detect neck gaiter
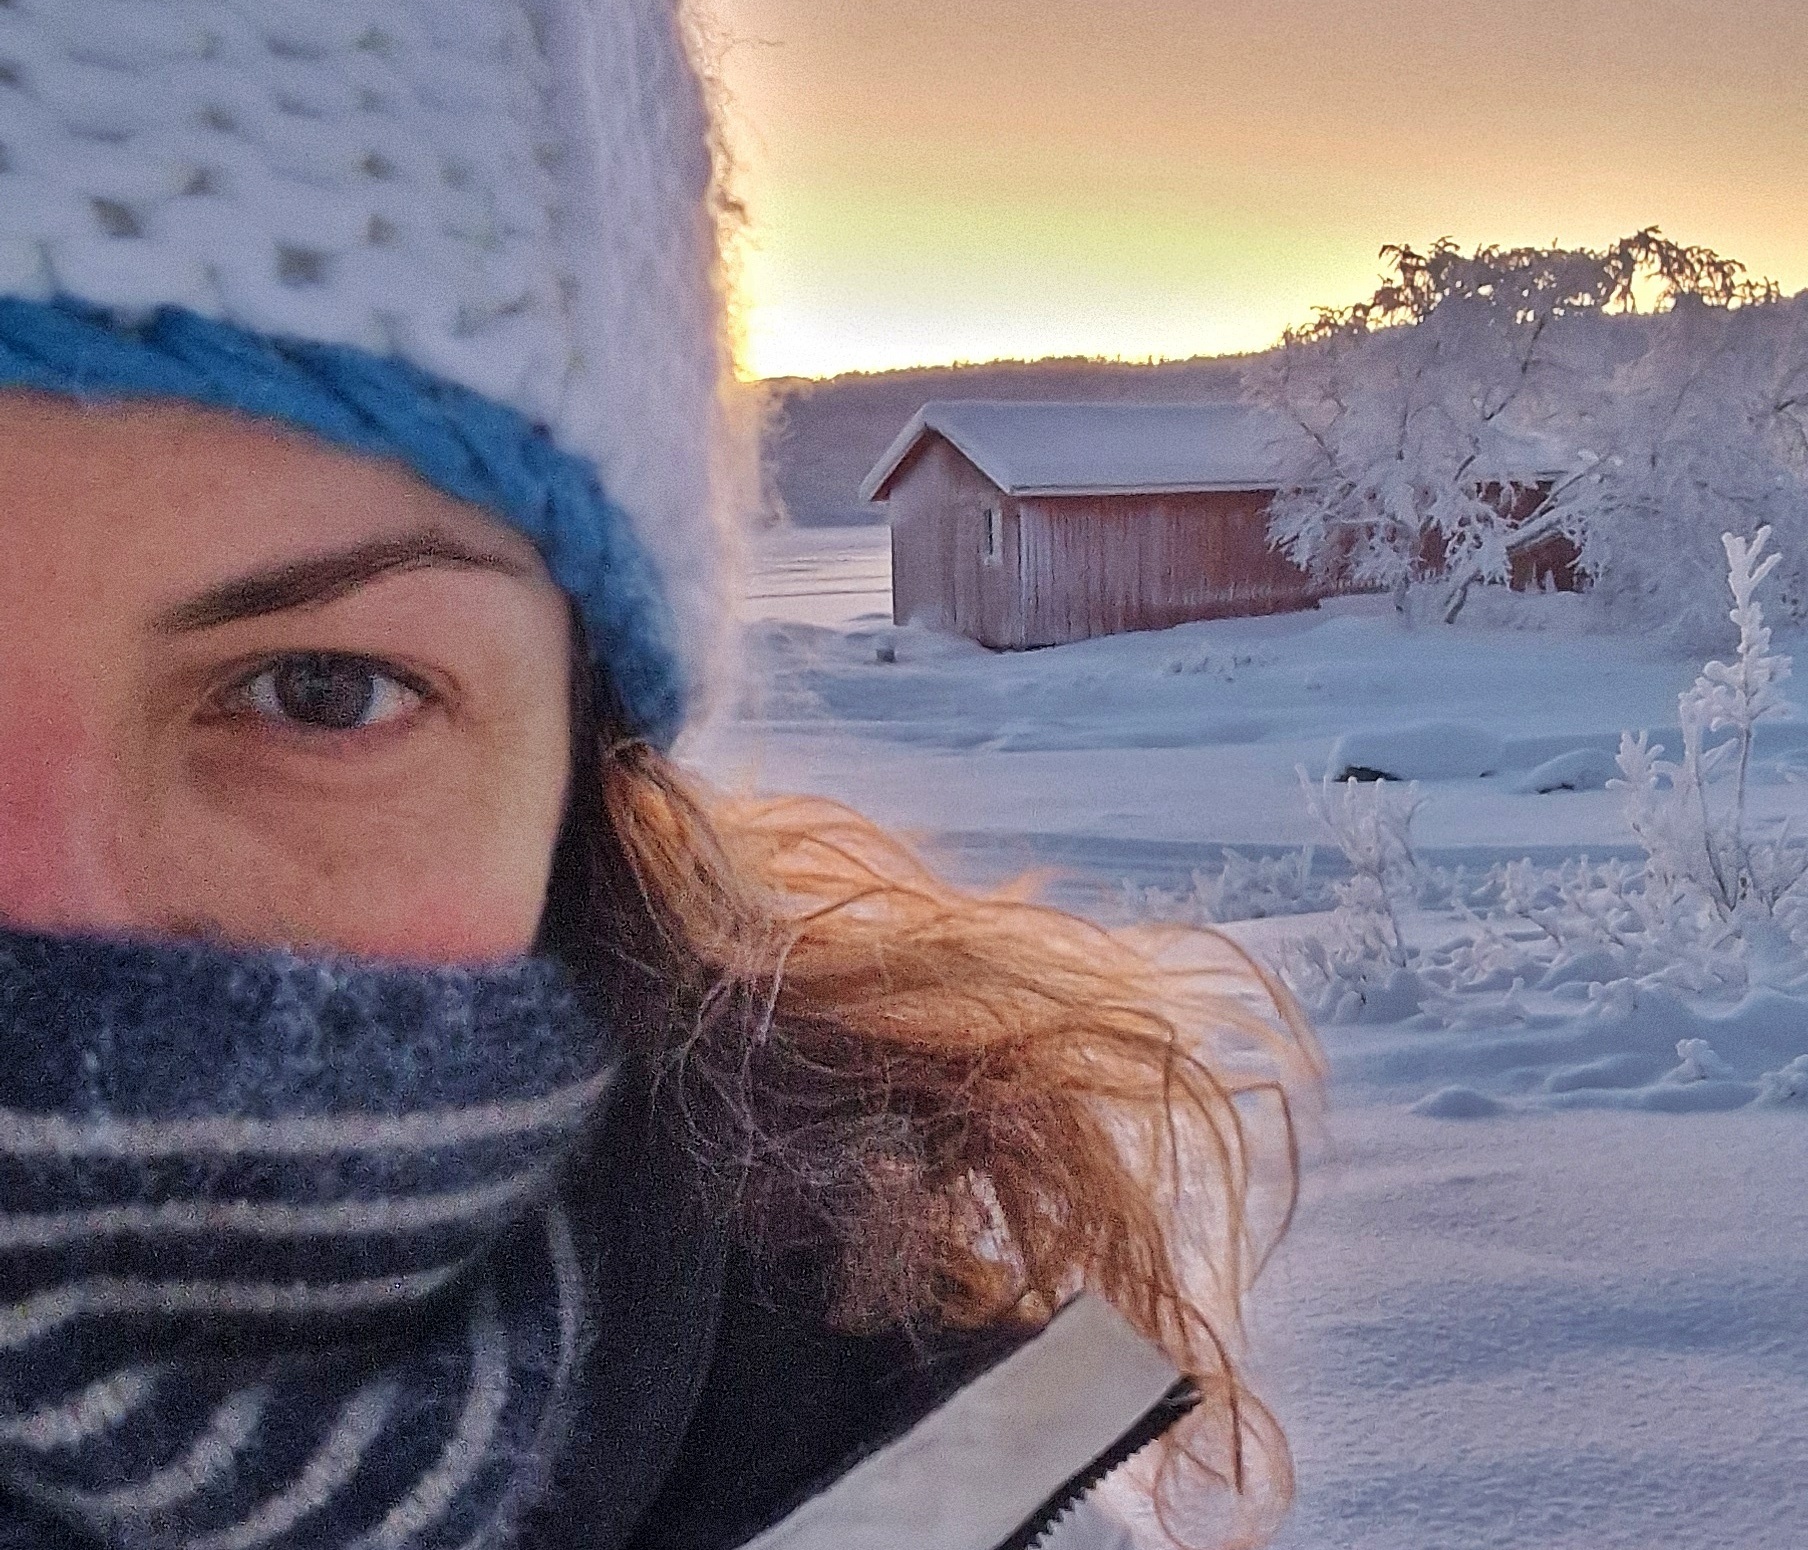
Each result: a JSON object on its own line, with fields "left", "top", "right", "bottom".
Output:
{"left": 0, "top": 924, "right": 628, "bottom": 1550}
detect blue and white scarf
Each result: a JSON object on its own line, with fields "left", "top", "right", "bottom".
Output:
{"left": 0, "top": 925, "right": 622, "bottom": 1550}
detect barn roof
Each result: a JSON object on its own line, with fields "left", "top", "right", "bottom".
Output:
{"left": 860, "top": 400, "right": 1310, "bottom": 501}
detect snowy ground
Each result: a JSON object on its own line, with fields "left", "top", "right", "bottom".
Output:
{"left": 689, "top": 524, "right": 1808, "bottom": 1550}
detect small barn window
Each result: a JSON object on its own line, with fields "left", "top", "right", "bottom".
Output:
{"left": 981, "top": 501, "right": 1003, "bottom": 565}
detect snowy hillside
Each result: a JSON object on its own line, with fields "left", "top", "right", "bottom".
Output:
{"left": 691, "top": 524, "right": 1808, "bottom": 1550}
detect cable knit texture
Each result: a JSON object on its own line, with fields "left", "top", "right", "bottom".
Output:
{"left": 0, "top": 0, "right": 732, "bottom": 740}
{"left": 0, "top": 924, "right": 623, "bottom": 1550}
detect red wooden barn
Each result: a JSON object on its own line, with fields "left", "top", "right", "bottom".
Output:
{"left": 861, "top": 400, "right": 1325, "bottom": 648}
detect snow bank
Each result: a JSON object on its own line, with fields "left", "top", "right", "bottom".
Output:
{"left": 1329, "top": 723, "right": 1505, "bottom": 781}
{"left": 1510, "top": 746, "right": 1621, "bottom": 793}
{"left": 1755, "top": 1054, "right": 1808, "bottom": 1105}
{"left": 1409, "top": 1085, "right": 1504, "bottom": 1119}
{"left": 1314, "top": 958, "right": 1808, "bottom": 1116}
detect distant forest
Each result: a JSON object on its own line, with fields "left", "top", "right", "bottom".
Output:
{"left": 761, "top": 354, "right": 1252, "bottom": 526}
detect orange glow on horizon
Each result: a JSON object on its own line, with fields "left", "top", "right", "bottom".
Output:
{"left": 711, "top": 0, "right": 1808, "bottom": 383}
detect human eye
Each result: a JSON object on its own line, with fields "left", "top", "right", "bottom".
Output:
{"left": 218, "top": 652, "right": 430, "bottom": 735}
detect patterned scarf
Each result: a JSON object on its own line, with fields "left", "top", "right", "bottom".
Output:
{"left": 0, "top": 924, "right": 627, "bottom": 1550}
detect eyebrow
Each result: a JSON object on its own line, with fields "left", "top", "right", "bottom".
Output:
{"left": 152, "top": 531, "right": 541, "bottom": 635}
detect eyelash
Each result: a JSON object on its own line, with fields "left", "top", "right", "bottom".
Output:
{"left": 214, "top": 652, "right": 435, "bottom": 739}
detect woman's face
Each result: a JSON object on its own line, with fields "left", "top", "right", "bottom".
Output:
{"left": 0, "top": 393, "right": 575, "bottom": 964}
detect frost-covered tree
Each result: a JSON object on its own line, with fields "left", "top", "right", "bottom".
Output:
{"left": 1556, "top": 292, "right": 1808, "bottom": 638}
{"left": 1249, "top": 230, "right": 1806, "bottom": 630}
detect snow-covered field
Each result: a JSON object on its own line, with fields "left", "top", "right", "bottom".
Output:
{"left": 691, "top": 524, "right": 1808, "bottom": 1550}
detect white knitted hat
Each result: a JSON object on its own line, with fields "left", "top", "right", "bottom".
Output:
{"left": 0, "top": 0, "right": 733, "bottom": 741}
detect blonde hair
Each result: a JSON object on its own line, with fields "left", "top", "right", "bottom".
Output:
{"left": 563, "top": 738, "right": 1320, "bottom": 1544}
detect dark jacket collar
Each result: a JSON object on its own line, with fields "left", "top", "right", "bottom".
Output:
{"left": 620, "top": 1258, "right": 1194, "bottom": 1550}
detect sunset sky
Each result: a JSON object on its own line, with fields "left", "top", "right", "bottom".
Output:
{"left": 709, "top": 0, "right": 1808, "bottom": 381}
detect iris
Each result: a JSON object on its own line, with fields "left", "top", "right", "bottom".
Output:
{"left": 241, "top": 652, "right": 421, "bottom": 731}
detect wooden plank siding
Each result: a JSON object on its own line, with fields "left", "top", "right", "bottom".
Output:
{"left": 1015, "top": 491, "right": 1324, "bottom": 646}
{"left": 889, "top": 432, "right": 1029, "bottom": 645}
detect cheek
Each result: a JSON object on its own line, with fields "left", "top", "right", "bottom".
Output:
{"left": 366, "top": 759, "right": 570, "bottom": 962}
{"left": 153, "top": 699, "right": 572, "bottom": 965}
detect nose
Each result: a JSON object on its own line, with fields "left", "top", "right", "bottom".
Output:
{"left": 0, "top": 701, "right": 139, "bottom": 937}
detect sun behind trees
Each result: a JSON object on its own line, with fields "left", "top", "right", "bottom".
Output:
{"left": 1248, "top": 230, "right": 1808, "bottom": 637}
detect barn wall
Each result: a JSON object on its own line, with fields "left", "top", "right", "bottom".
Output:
{"left": 885, "top": 437, "right": 948, "bottom": 628}
{"left": 1510, "top": 533, "right": 1581, "bottom": 592}
{"left": 1502, "top": 484, "right": 1582, "bottom": 592}
{"left": 884, "top": 434, "right": 1024, "bottom": 646}
{"left": 1419, "top": 482, "right": 1583, "bottom": 593}
{"left": 1015, "top": 490, "right": 1321, "bottom": 646}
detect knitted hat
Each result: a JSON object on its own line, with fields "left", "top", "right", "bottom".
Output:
{"left": 0, "top": 0, "right": 735, "bottom": 745}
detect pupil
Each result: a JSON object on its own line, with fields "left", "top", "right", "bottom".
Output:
{"left": 272, "top": 655, "right": 376, "bottom": 730}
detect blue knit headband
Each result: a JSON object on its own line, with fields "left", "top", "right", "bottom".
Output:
{"left": 0, "top": 295, "right": 688, "bottom": 746}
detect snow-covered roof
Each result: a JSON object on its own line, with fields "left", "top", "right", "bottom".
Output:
{"left": 861, "top": 400, "right": 1309, "bottom": 501}
{"left": 1479, "top": 426, "right": 1576, "bottom": 481}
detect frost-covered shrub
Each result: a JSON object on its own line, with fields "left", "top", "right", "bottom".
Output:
{"left": 1282, "top": 772, "right": 1427, "bottom": 1019}
{"left": 1119, "top": 847, "right": 1331, "bottom": 927}
{"left": 1613, "top": 528, "right": 1808, "bottom": 949}
{"left": 1666, "top": 1039, "right": 1738, "bottom": 1083}
{"left": 1488, "top": 855, "right": 1741, "bottom": 994}
{"left": 1196, "top": 847, "right": 1329, "bottom": 922}
{"left": 1755, "top": 1055, "right": 1808, "bottom": 1105}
